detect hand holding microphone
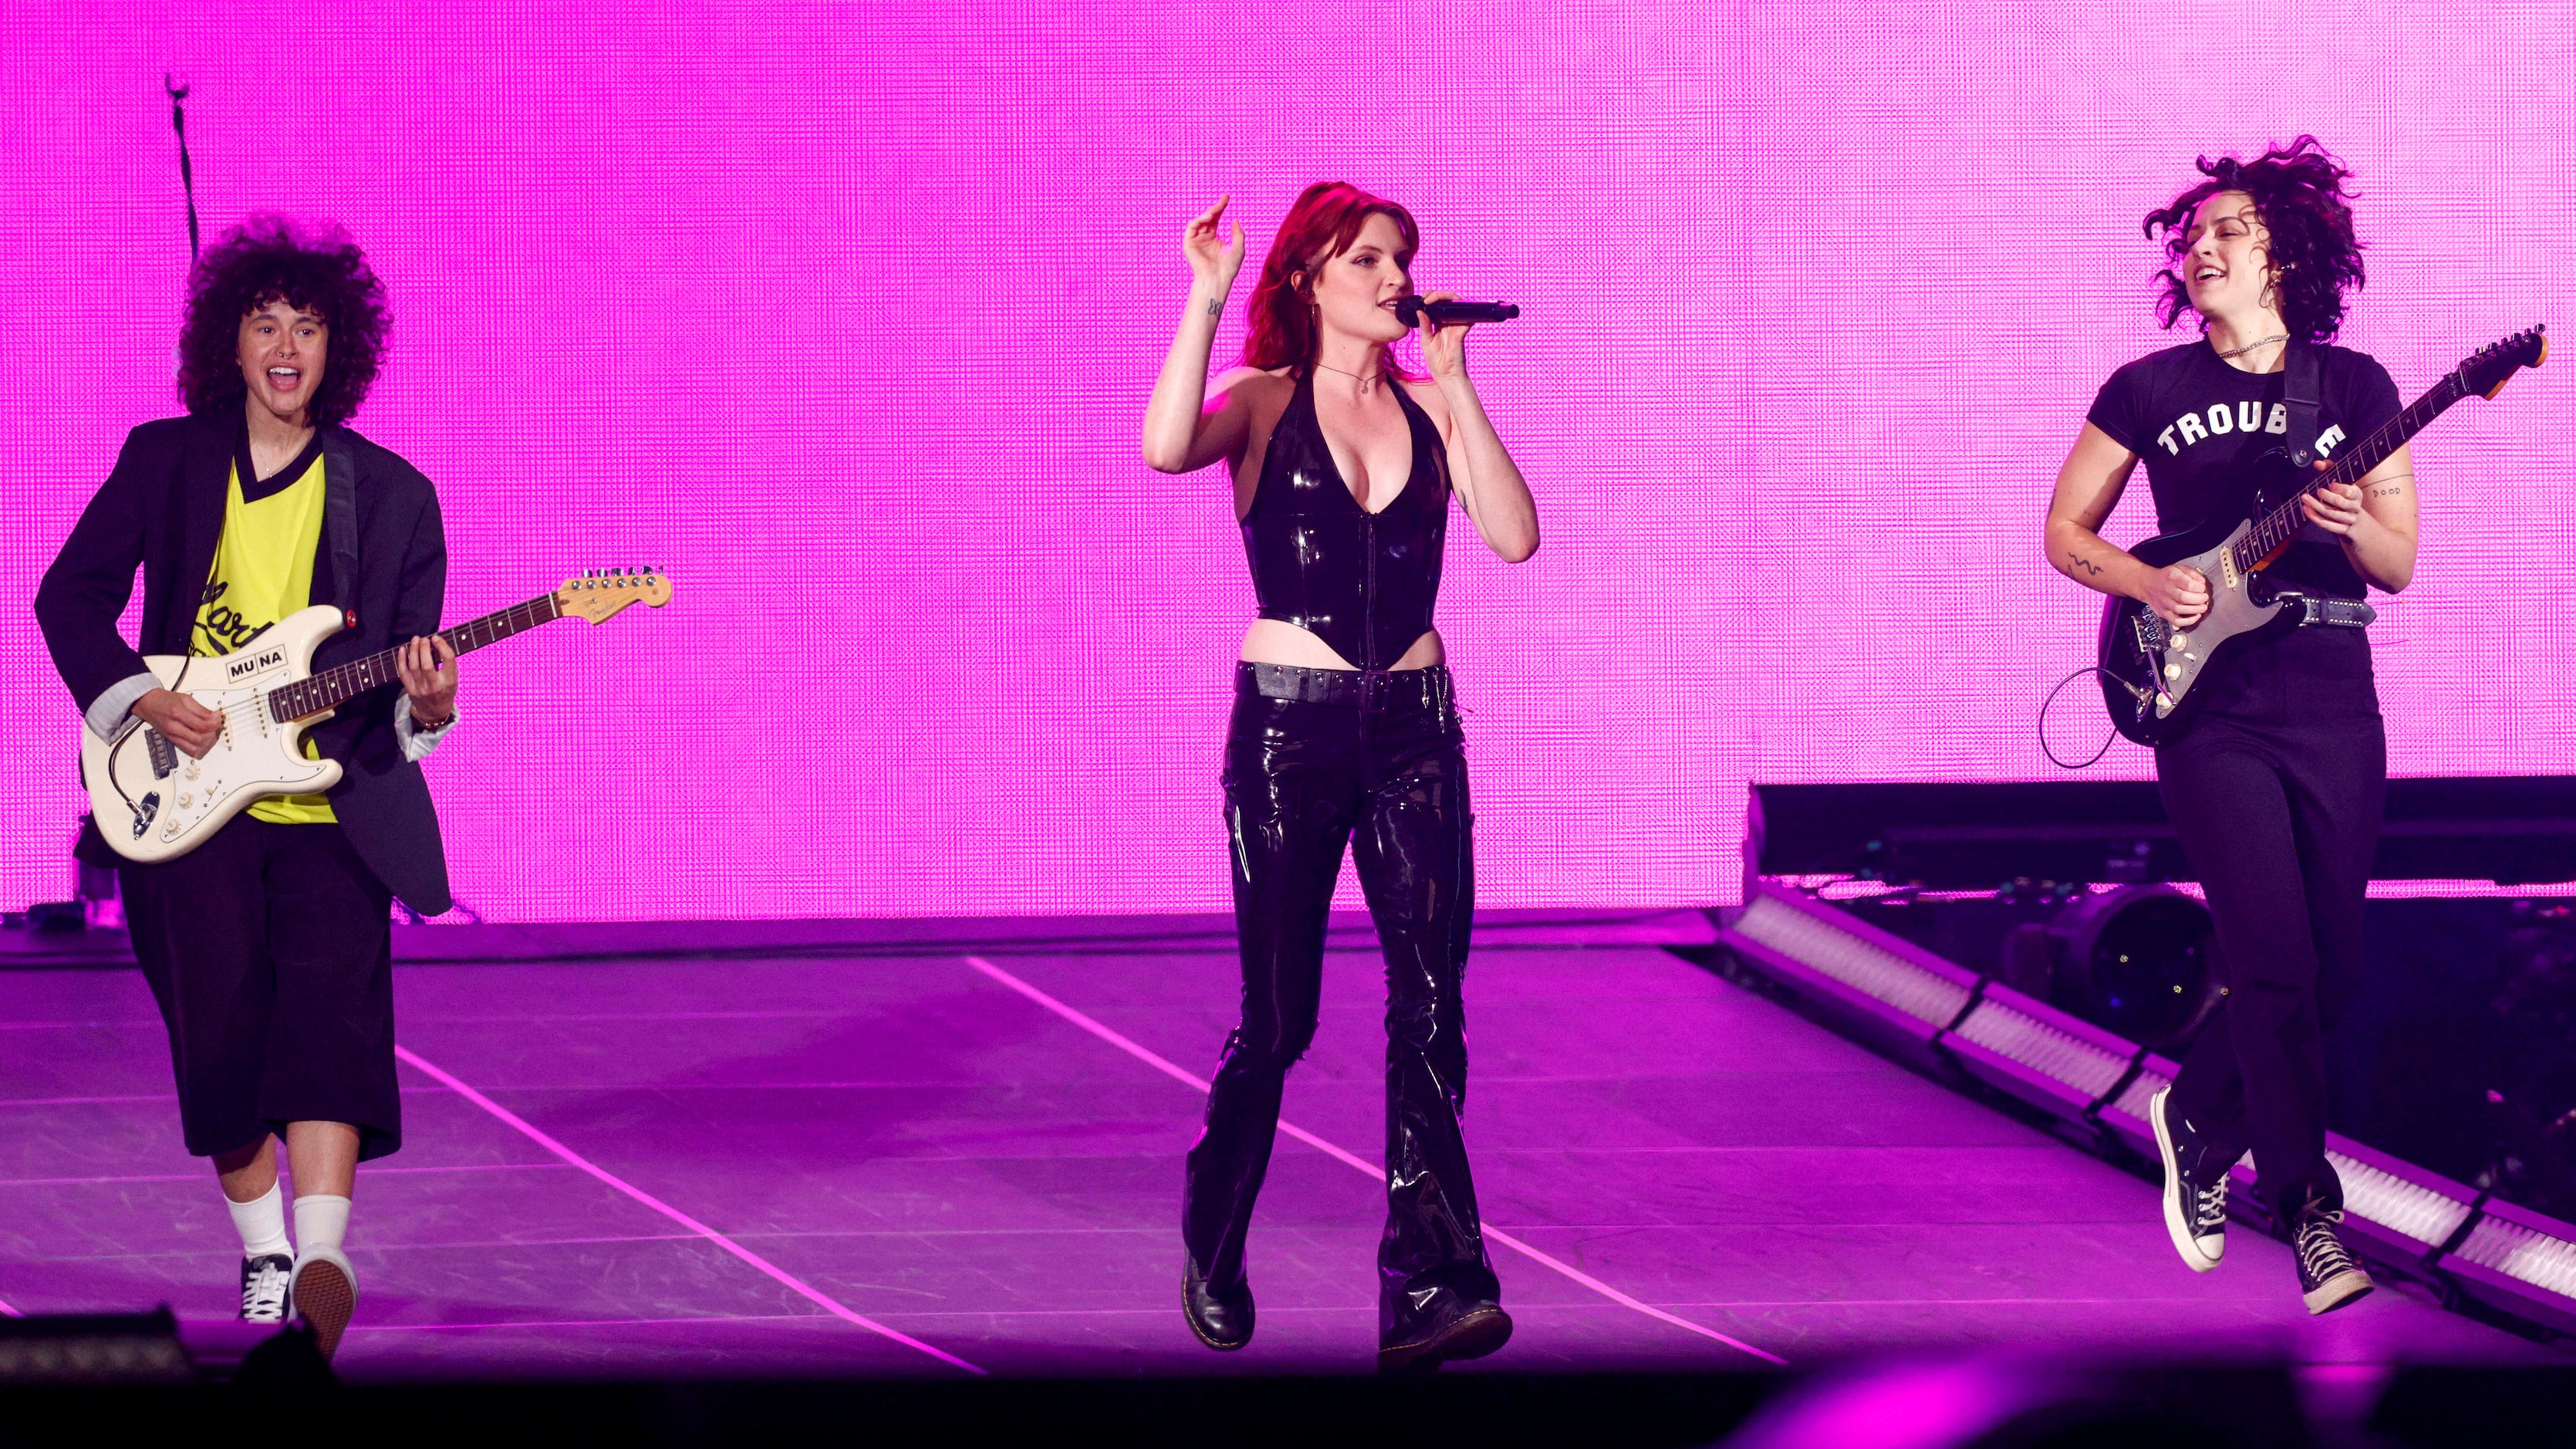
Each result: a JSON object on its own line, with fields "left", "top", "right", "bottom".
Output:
{"left": 1395, "top": 296, "right": 1521, "bottom": 327}
{"left": 1401, "top": 292, "right": 1517, "bottom": 382}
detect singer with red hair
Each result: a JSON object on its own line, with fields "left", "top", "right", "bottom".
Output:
{"left": 1143, "top": 182, "right": 1538, "bottom": 1371}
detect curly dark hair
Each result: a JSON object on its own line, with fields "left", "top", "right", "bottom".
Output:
{"left": 2144, "top": 136, "right": 2365, "bottom": 344}
{"left": 177, "top": 214, "right": 390, "bottom": 426}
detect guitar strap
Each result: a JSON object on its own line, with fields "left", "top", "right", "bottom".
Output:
{"left": 2281, "top": 339, "right": 2324, "bottom": 468}
{"left": 322, "top": 433, "right": 361, "bottom": 626}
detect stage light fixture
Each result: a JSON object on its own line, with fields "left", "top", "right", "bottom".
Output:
{"left": 2439, "top": 1192, "right": 2576, "bottom": 1335}
{"left": 1722, "top": 885, "right": 1976, "bottom": 1072}
{"left": 2327, "top": 1141, "right": 2480, "bottom": 1265}
{"left": 2041, "top": 885, "right": 2223, "bottom": 1054}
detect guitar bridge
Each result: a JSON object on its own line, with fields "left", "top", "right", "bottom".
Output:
{"left": 2132, "top": 611, "right": 2170, "bottom": 654}
{"left": 143, "top": 727, "right": 177, "bottom": 779}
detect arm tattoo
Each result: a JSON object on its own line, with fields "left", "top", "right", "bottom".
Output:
{"left": 2066, "top": 550, "right": 2102, "bottom": 578}
{"left": 2368, "top": 471, "right": 2412, "bottom": 500}
{"left": 1207, "top": 300, "right": 1220, "bottom": 319}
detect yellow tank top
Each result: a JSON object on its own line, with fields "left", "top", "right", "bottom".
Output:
{"left": 194, "top": 454, "right": 336, "bottom": 824}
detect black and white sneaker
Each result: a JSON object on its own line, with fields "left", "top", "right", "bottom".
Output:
{"left": 2293, "top": 1197, "right": 2373, "bottom": 1316}
{"left": 239, "top": 1252, "right": 293, "bottom": 1325}
{"left": 2150, "top": 1087, "right": 2228, "bottom": 1272}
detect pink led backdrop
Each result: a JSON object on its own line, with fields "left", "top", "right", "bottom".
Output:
{"left": 2, "top": 4, "right": 2571, "bottom": 920}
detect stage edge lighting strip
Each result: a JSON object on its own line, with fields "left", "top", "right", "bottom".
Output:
{"left": 2105, "top": 1066, "right": 2172, "bottom": 1127}
{"left": 390, "top": 1044, "right": 988, "bottom": 1376}
{"left": 2451, "top": 1214, "right": 2576, "bottom": 1299}
{"left": 1720, "top": 887, "right": 2576, "bottom": 1339}
{"left": 1729, "top": 894, "right": 1971, "bottom": 1027}
{"left": 961, "top": 954, "right": 1791, "bottom": 1367}
{"left": 1947, "top": 998, "right": 2132, "bottom": 1103}
{"left": 2325, "top": 1150, "right": 2476, "bottom": 1250}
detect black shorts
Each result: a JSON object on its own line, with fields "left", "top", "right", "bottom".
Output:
{"left": 120, "top": 816, "right": 402, "bottom": 1161}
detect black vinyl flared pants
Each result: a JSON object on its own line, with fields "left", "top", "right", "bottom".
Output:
{"left": 120, "top": 815, "right": 403, "bottom": 1162}
{"left": 1183, "top": 665, "right": 1501, "bottom": 1343}
{"left": 2156, "top": 626, "right": 2384, "bottom": 1218}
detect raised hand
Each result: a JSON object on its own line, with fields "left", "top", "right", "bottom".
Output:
{"left": 1184, "top": 195, "right": 1246, "bottom": 296}
{"left": 1411, "top": 291, "right": 1472, "bottom": 380}
{"left": 2144, "top": 563, "right": 2211, "bottom": 629}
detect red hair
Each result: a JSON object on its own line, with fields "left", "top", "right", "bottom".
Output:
{"left": 1243, "top": 181, "right": 1420, "bottom": 376}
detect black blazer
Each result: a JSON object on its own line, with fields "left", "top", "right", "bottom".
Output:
{"left": 36, "top": 410, "right": 454, "bottom": 915}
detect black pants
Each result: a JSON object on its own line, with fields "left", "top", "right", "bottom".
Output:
{"left": 2156, "top": 627, "right": 2384, "bottom": 1218}
{"left": 1183, "top": 664, "right": 1501, "bottom": 1343}
{"left": 120, "top": 816, "right": 403, "bottom": 1161}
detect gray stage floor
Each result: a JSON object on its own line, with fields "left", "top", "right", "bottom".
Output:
{"left": 0, "top": 919, "right": 2557, "bottom": 1379}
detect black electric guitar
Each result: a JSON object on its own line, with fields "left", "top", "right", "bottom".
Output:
{"left": 2098, "top": 327, "right": 2548, "bottom": 745}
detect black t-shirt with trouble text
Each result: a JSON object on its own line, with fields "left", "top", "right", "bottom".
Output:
{"left": 2086, "top": 339, "right": 2400, "bottom": 600}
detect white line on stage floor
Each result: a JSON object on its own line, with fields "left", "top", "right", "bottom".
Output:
{"left": 391, "top": 1043, "right": 986, "bottom": 1376}
{"left": 964, "top": 954, "right": 1788, "bottom": 1367}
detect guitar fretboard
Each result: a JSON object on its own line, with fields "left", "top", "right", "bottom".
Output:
{"left": 2229, "top": 371, "right": 2466, "bottom": 573}
{"left": 268, "top": 592, "right": 562, "bottom": 722}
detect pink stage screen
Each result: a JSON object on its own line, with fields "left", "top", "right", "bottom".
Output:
{"left": 2, "top": 3, "right": 2571, "bottom": 920}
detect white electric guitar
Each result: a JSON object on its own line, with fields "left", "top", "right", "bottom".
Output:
{"left": 84, "top": 567, "right": 672, "bottom": 863}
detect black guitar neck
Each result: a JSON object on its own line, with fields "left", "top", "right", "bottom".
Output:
{"left": 2230, "top": 373, "right": 2469, "bottom": 569}
{"left": 268, "top": 593, "right": 564, "bottom": 723}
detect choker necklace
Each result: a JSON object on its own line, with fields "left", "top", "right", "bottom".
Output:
{"left": 2213, "top": 332, "right": 2288, "bottom": 360}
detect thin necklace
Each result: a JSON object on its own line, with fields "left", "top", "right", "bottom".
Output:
{"left": 2214, "top": 332, "right": 2288, "bottom": 360}
{"left": 1311, "top": 360, "right": 1383, "bottom": 393}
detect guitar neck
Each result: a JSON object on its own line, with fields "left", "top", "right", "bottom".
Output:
{"left": 2237, "top": 372, "right": 2466, "bottom": 565}
{"left": 269, "top": 592, "right": 562, "bottom": 721}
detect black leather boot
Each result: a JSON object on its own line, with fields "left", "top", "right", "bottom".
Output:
{"left": 1379, "top": 1292, "right": 1511, "bottom": 1373}
{"left": 1183, "top": 1258, "right": 1254, "bottom": 1350}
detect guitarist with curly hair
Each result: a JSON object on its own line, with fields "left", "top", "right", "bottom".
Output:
{"left": 35, "top": 214, "right": 459, "bottom": 1357}
{"left": 2044, "top": 138, "right": 2418, "bottom": 1316}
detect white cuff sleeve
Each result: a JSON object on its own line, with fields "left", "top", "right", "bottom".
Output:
{"left": 85, "top": 672, "right": 163, "bottom": 743}
{"left": 393, "top": 693, "right": 457, "bottom": 762}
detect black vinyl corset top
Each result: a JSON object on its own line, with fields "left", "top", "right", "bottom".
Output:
{"left": 1241, "top": 369, "right": 1450, "bottom": 671}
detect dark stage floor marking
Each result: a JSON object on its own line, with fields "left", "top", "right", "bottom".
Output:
{"left": 962, "top": 954, "right": 1789, "bottom": 1366}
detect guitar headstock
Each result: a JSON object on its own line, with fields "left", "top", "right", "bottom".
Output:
{"left": 555, "top": 566, "right": 673, "bottom": 623}
{"left": 2456, "top": 325, "right": 2548, "bottom": 400}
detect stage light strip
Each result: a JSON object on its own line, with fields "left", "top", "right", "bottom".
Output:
{"left": 963, "top": 955, "right": 1788, "bottom": 1366}
{"left": 1730, "top": 895, "right": 1970, "bottom": 1026}
{"left": 2107, "top": 1065, "right": 2171, "bottom": 1126}
{"left": 0, "top": 1295, "right": 19, "bottom": 1317}
{"left": 2451, "top": 1215, "right": 2576, "bottom": 1298}
{"left": 1947, "top": 998, "right": 2132, "bottom": 1101}
{"left": 2327, "top": 1150, "right": 2475, "bottom": 1249}
{"left": 390, "top": 1044, "right": 987, "bottom": 1376}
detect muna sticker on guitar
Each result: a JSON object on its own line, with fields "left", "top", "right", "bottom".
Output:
{"left": 2153, "top": 400, "right": 2346, "bottom": 460}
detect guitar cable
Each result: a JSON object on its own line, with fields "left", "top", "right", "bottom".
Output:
{"left": 2038, "top": 663, "right": 2125, "bottom": 771}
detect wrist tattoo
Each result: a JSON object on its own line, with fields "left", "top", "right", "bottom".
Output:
{"left": 1206, "top": 300, "right": 1220, "bottom": 319}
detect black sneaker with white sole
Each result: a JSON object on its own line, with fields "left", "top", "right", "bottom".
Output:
{"left": 239, "top": 1252, "right": 293, "bottom": 1325}
{"left": 2150, "top": 1086, "right": 2229, "bottom": 1272}
{"left": 2293, "top": 1196, "right": 2373, "bottom": 1316}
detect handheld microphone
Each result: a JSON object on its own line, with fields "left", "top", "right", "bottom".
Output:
{"left": 1395, "top": 297, "right": 1521, "bottom": 327}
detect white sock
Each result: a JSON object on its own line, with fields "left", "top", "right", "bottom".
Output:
{"left": 227, "top": 1184, "right": 292, "bottom": 1258}
{"left": 293, "top": 1194, "right": 352, "bottom": 1260}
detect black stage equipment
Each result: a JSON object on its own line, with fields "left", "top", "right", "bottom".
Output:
{"left": 0, "top": 1309, "right": 193, "bottom": 1384}
{"left": 1747, "top": 776, "right": 2576, "bottom": 890}
{"left": 1395, "top": 296, "right": 1520, "bottom": 326}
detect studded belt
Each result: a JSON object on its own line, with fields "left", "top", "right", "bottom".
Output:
{"left": 1237, "top": 660, "right": 1453, "bottom": 714}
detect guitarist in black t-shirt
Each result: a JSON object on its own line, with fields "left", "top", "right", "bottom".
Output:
{"left": 2044, "top": 138, "right": 2416, "bottom": 1316}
